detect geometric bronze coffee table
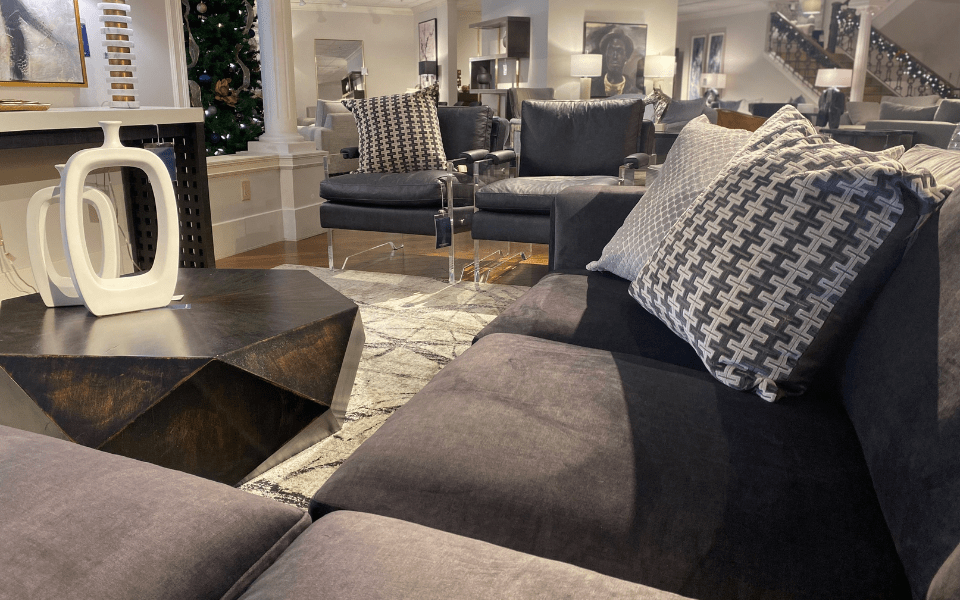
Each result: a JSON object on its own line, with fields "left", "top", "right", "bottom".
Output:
{"left": 0, "top": 268, "right": 363, "bottom": 485}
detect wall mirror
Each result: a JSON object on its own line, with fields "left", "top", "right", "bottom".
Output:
{"left": 315, "top": 39, "right": 365, "bottom": 100}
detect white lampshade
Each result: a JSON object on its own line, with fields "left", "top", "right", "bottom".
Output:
{"left": 815, "top": 68, "right": 852, "bottom": 88}
{"left": 570, "top": 54, "right": 602, "bottom": 78}
{"left": 700, "top": 73, "right": 727, "bottom": 89}
{"left": 801, "top": 0, "right": 822, "bottom": 14}
{"left": 645, "top": 55, "right": 675, "bottom": 79}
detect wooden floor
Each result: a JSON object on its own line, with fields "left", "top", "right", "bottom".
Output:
{"left": 216, "top": 230, "right": 550, "bottom": 287}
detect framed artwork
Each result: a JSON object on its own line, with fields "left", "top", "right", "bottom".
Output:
{"left": 688, "top": 35, "right": 706, "bottom": 99}
{"left": 418, "top": 18, "right": 437, "bottom": 88}
{"left": 707, "top": 33, "right": 725, "bottom": 75}
{"left": 0, "top": 0, "right": 87, "bottom": 86}
{"left": 583, "top": 21, "right": 647, "bottom": 98}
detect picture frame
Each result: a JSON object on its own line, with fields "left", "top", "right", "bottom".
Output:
{"left": 582, "top": 21, "right": 647, "bottom": 98}
{"left": 0, "top": 0, "right": 88, "bottom": 87}
{"left": 707, "top": 33, "right": 725, "bottom": 76}
{"left": 418, "top": 18, "right": 437, "bottom": 88}
{"left": 688, "top": 35, "right": 706, "bottom": 100}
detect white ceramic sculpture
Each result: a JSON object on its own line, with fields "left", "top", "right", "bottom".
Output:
{"left": 60, "top": 121, "right": 179, "bottom": 317}
{"left": 26, "top": 164, "right": 121, "bottom": 307}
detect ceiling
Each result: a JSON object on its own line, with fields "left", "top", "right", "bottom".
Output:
{"left": 296, "top": 0, "right": 481, "bottom": 9}
{"left": 296, "top": 0, "right": 766, "bottom": 18}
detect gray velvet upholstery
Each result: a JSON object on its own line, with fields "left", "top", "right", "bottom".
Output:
{"left": 550, "top": 185, "right": 645, "bottom": 272}
{"left": 0, "top": 425, "right": 310, "bottom": 600}
{"left": 474, "top": 271, "right": 706, "bottom": 371}
{"left": 312, "top": 333, "right": 908, "bottom": 600}
{"left": 241, "top": 511, "right": 693, "bottom": 600}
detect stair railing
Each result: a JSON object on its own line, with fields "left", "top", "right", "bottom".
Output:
{"left": 768, "top": 11, "right": 840, "bottom": 89}
{"left": 835, "top": 7, "right": 960, "bottom": 99}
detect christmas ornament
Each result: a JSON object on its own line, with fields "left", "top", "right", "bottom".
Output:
{"left": 196, "top": 1, "right": 207, "bottom": 14}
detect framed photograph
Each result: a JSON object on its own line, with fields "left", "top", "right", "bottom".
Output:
{"left": 0, "top": 0, "right": 87, "bottom": 86}
{"left": 688, "top": 35, "right": 706, "bottom": 99}
{"left": 418, "top": 18, "right": 437, "bottom": 88}
{"left": 707, "top": 33, "right": 724, "bottom": 75}
{"left": 583, "top": 22, "right": 647, "bottom": 98}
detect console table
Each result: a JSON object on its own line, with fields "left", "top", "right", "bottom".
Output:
{"left": 0, "top": 268, "right": 364, "bottom": 485}
{"left": 819, "top": 128, "right": 917, "bottom": 152}
{"left": 0, "top": 107, "right": 216, "bottom": 269}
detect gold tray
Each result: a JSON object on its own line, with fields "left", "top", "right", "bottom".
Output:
{"left": 0, "top": 100, "right": 51, "bottom": 111}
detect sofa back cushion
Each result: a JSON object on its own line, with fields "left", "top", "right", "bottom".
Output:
{"left": 318, "top": 99, "right": 352, "bottom": 128}
{"left": 661, "top": 98, "right": 706, "bottom": 124}
{"left": 881, "top": 94, "right": 942, "bottom": 107}
{"left": 437, "top": 105, "right": 493, "bottom": 159}
{"left": 934, "top": 99, "right": 960, "bottom": 124}
{"left": 879, "top": 102, "right": 938, "bottom": 121}
{"left": 518, "top": 99, "right": 642, "bottom": 177}
{"left": 846, "top": 101, "right": 881, "bottom": 125}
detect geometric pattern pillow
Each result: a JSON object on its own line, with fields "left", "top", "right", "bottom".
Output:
{"left": 342, "top": 84, "right": 446, "bottom": 173}
{"left": 630, "top": 133, "right": 950, "bottom": 401}
{"left": 586, "top": 116, "right": 752, "bottom": 281}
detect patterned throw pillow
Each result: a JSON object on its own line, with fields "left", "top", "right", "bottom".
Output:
{"left": 630, "top": 132, "right": 951, "bottom": 401}
{"left": 342, "top": 84, "right": 446, "bottom": 173}
{"left": 587, "top": 116, "right": 751, "bottom": 281}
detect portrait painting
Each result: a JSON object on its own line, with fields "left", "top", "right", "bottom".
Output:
{"left": 707, "top": 33, "right": 724, "bottom": 75}
{"left": 0, "top": 0, "right": 87, "bottom": 86}
{"left": 418, "top": 18, "right": 437, "bottom": 88}
{"left": 583, "top": 22, "right": 647, "bottom": 98}
{"left": 688, "top": 35, "right": 706, "bottom": 99}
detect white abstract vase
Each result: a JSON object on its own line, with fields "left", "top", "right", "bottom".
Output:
{"left": 60, "top": 121, "right": 179, "bottom": 317}
{"left": 26, "top": 164, "right": 121, "bottom": 308}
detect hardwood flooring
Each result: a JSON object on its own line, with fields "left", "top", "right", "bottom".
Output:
{"left": 216, "top": 230, "right": 550, "bottom": 287}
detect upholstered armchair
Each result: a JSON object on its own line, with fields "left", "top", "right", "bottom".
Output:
{"left": 471, "top": 98, "right": 653, "bottom": 279}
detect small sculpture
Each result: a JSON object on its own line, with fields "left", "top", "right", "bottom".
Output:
{"left": 475, "top": 65, "right": 492, "bottom": 89}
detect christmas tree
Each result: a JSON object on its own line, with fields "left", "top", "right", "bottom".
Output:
{"left": 183, "top": 0, "right": 264, "bottom": 156}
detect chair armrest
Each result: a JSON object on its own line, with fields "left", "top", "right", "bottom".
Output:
{"left": 550, "top": 186, "right": 644, "bottom": 272}
{"left": 340, "top": 147, "right": 360, "bottom": 159}
{"left": 459, "top": 149, "right": 490, "bottom": 163}
{"left": 486, "top": 150, "right": 517, "bottom": 165}
{"left": 624, "top": 153, "right": 650, "bottom": 169}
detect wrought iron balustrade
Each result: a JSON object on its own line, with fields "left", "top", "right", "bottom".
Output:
{"left": 768, "top": 12, "right": 840, "bottom": 89}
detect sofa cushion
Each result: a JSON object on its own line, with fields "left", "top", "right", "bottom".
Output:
{"left": 661, "top": 97, "right": 706, "bottom": 124}
{"left": 475, "top": 175, "right": 619, "bottom": 214}
{"left": 437, "top": 105, "right": 493, "bottom": 158}
{"left": 879, "top": 102, "right": 938, "bottom": 121}
{"left": 0, "top": 425, "right": 310, "bottom": 600}
{"left": 845, "top": 100, "right": 881, "bottom": 124}
{"left": 900, "top": 144, "right": 960, "bottom": 189}
{"left": 632, "top": 126, "right": 949, "bottom": 401}
{"left": 934, "top": 99, "right": 960, "bottom": 124}
{"left": 318, "top": 99, "right": 352, "bottom": 128}
{"left": 320, "top": 170, "right": 469, "bottom": 207}
{"left": 518, "top": 99, "right": 643, "bottom": 177}
{"left": 474, "top": 271, "right": 706, "bottom": 371}
{"left": 881, "top": 94, "right": 942, "bottom": 107}
{"left": 588, "top": 115, "right": 751, "bottom": 281}
{"left": 241, "top": 511, "right": 692, "bottom": 600}
{"left": 311, "top": 333, "right": 909, "bottom": 600}
{"left": 838, "top": 189, "right": 960, "bottom": 600}
{"left": 342, "top": 84, "right": 446, "bottom": 173}
{"left": 865, "top": 119, "right": 957, "bottom": 148}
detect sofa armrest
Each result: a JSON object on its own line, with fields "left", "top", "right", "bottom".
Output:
{"left": 550, "top": 185, "right": 644, "bottom": 272}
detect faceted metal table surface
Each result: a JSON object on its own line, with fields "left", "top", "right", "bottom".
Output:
{"left": 0, "top": 269, "right": 363, "bottom": 485}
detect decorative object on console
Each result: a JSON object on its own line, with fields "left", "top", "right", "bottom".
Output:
{"left": 99, "top": 0, "right": 139, "bottom": 108}
{"left": 59, "top": 121, "right": 179, "bottom": 316}
{"left": 643, "top": 55, "right": 675, "bottom": 123}
{"left": 588, "top": 115, "right": 751, "bottom": 282}
{"left": 631, "top": 106, "right": 950, "bottom": 402}
{"left": 950, "top": 124, "right": 960, "bottom": 150}
{"left": 0, "top": 100, "right": 51, "bottom": 111}
{"left": 26, "top": 164, "right": 120, "bottom": 308}
{"left": 700, "top": 72, "right": 726, "bottom": 104}
{"left": 0, "top": 0, "right": 87, "bottom": 87}
{"left": 570, "top": 54, "right": 602, "bottom": 100}
{"left": 815, "top": 68, "right": 851, "bottom": 129}
{"left": 583, "top": 22, "right": 646, "bottom": 98}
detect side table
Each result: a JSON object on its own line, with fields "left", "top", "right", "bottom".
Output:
{"left": 819, "top": 128, "right": 916, "bottom": 152}
{"left": 0, "top": 269, "right": 364, "bottom": 485}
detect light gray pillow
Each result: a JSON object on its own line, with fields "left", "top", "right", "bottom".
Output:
{"left": 934, "top": 99, "right": 960, "bottom": 124}
{"left": 661, "top": 98, "right": 706, "bottom": 124}
{"left": 900, "top": 144, "right": 960, "bottom": 190}
{"left": 846, "top": 101, "right": 881, "bottom": 125}
{"left": 881, "top": 94, "right": 941, "bottom": 107}
{"left": 586, "top": 115, "right": 751, "bottom": 281}
{"left": 318, "top": 99, "right": 352, "bottom": 127}
{"left": 879, "top": 103, "right": 938, "bottom": 121}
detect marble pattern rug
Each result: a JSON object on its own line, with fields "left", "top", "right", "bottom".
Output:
{"left": 240, "top": 265, "right": 527, "bottom": 508}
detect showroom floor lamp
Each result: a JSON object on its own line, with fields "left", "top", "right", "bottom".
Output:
{"left": 571, "top": 54, "right": 602, "bottom": 100}
{"left": 700, "top": 73, "right": 727, "bottom": 105}
{"left": 644, "top": 55, "right": 676, "bottom": 123}
{"left": 815, "top": 68, "right": 852, "bottom": 129}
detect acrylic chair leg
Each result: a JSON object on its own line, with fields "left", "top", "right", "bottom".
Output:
{"left": 327, "top": 229, "right": 334, "bottom": 270}
{"left": 473, "top": 240, "right": 480, "bottom": 284}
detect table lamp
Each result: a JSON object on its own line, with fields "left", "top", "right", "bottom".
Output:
{"left": 815, "top": 68, "right": 852, "bottom": 129}
{"left": 571, "top": 54, "right": 602, "bottom": 100}
{"left": 643, "top": 55, "right": 676, "bottom": 123}
{"left": 700, "top": 73, "right": 727, "bottom": 104}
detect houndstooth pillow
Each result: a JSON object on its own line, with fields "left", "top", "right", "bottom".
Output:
{"left": 342, "top": 84, "right": 446, "bottom": 173}
{"left": 630, "top": 131, "right": 951, "bottom": 402}
{"left": 587, "top": 116, "right": 752, "bottom": 281}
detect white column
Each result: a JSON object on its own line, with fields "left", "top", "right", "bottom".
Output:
{"left": 248, "top": 0, "right": 314, "bottom": 154}
{"left": 848, "top": 0, "right": 887, "bottom": 102}
{"left": 440, "top": 0, "right": 458, "bottom": 106}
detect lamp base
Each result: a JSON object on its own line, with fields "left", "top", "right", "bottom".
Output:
{"left": 580, "top": 77, "right": 592, "bottom": 100}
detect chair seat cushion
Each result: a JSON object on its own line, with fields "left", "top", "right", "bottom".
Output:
{"left": 240, "top": 511, "right": 692, "bottom": 600}
{"left": 321, "top": 170, "right": 468, "bottom": 207}
{"left": 311, "top": 334, "right": 909, "bottom": 600}
{"left": 475, "top": 175, "right": 619, "bottom": 214}
{"left": 0, "top": 425, "right": 310, "bottom": 600}
{"left": 475, "top": 271, "right": 706, "bottom": 371}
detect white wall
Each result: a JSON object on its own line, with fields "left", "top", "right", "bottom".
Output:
{"left": 458, "top": 10, "right": 482, "bottom": 93}
{"left": 876, "top": 0, "right": 960, "bottom": 88}
{"left": 677, "top": 9, "right": 813, "bottom": 104}
{"left": 290, "top": 6, "right": 419, "bottom": 120}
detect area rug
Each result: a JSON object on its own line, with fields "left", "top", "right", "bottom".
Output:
{"left": 240, "top": 265, "right": 527, "bottom": 508}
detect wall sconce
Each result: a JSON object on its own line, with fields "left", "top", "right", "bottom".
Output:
{"left": 570, "top": 54, "right": 602, "bottom": 100}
